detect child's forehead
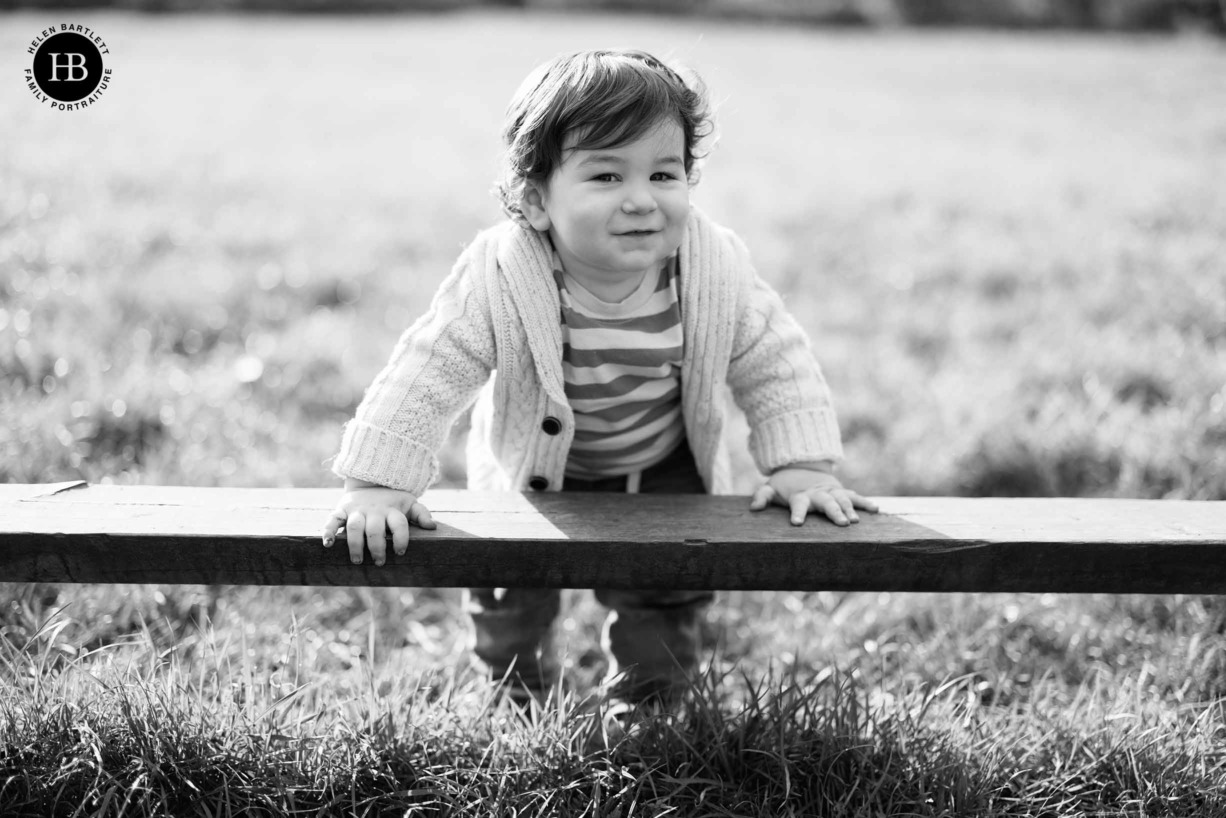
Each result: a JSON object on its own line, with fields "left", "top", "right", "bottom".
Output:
{"left": 560, "top": 117, "right": 684, "bottom": 158}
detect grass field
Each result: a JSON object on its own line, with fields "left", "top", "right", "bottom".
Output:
{"left": 3, "top": 10, "right": 1226, "bottom": 815}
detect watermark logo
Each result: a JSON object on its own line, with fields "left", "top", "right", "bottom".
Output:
{"left": 24, "top": 25, "right": 113, "bottom": 110}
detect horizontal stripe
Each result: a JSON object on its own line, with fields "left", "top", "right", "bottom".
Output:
{"left": 572, "top": 418, "right": 684, "bottom": 460}
{"left": 573, "top": 395, "right": 681, "bottom": 436}
{"left": 562, "top": 302, "right": 680, "bottom": 333}
{"left": 573, "top": 395, "right": 681, "bottom": 434}
{"left": 571, "top": 389, "right": 681, "bottom": 421}
{"left": 564, "top": 320, "right": 681, "bottom": 350}
{"left": 564, "top": 360, "right": 677, "bottom": 387}
{"left": 566, "top": 375, "right": 676, "bottom": 404}
{"left": 567, "top": 424, "right": 686, "bottom": 477}
{"left": 566, "top": 372, "right": 679, "bottom": 403}
{"left": 563, "top": 344, "right": 682, "bottom": 369}
{"left": 573, "top": 398, "right": 680, "bottom": 435}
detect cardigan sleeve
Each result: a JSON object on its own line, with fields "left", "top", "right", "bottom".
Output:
{"left": 724, "top": 234, "right": 845, "bottom": 473}
{"left": 331, "top": 239, "right": 497, "bottom": 496}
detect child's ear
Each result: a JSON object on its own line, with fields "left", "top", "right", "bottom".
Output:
{"left": 520, "top": 181, "right": 552, "bottom": 231}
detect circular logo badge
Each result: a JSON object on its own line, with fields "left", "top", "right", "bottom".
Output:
{"left": 24, "top": 25, "right": 112, "bottom": 110}
{"left": 33, "top": 32, "right": 103, "bottom": 102}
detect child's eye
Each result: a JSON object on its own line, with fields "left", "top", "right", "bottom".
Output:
{"left": 652, "top": 172, "right": 680, "bottom": 182}
{"left": 590, "top": 173, "right": 618, "bottom": 182}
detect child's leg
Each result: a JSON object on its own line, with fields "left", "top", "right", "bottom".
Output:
{"left": 464, "top": 587, "right": 561, "bottom": 699}
{"left": 589, "top": 438, "right": 714, "bottom": 703}
{"left": 594, "top": 587, "right": 714, "bottom": 702}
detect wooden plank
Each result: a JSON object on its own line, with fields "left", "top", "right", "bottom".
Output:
{"left": 1, "top": 484, "right": 1225, "bottom": 592}
{"left": 0, "top": 480, "right": 88, "bottom": 503}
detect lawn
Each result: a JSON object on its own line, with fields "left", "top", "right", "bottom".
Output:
{"left": 2, "top": 9, "right": 1226, "bottom": 815}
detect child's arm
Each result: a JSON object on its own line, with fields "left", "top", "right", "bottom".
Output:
{"left": 720, "top": 238, "right": 874, "bottom": 526}
{"left": 321, "top": 477, "right": 436, "bottom": 566}
{"left": 324, "top": 234, "right": 497, "bottom": 563}
{"left": 748, "top": 461, "right": 878, "bottom": 527}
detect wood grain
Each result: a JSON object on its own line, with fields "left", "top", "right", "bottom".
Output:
{"left": 2, "top": 484, "right": 1224, "bottom": 592}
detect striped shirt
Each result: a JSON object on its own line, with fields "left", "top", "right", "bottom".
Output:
{"left": 553, "top": 252, "right": 686, "bottom": 480}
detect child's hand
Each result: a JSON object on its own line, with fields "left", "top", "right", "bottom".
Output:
{"left": 749, "top": 465, "right": 878, "bottom": 527}
{"left": 321, "top": 481, "right": 436, "bottom": 566}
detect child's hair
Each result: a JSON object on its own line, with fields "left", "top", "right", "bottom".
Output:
{"left": 496, "top": 49, "right": 714, "bottom": 227}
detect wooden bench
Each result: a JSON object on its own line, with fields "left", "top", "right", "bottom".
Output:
{"left": 3, "top": 481, "right": 1225, "bottom": 593}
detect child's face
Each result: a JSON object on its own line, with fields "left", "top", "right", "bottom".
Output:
{"left": 523, "top": 117, "right": 690, "bottom": 288}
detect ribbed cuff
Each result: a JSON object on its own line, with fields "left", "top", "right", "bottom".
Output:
{"left": 331, "top": 421, "right": 437, "bottom": 496}
{"left": 750, "top": 408, "right": 844, "bottom": 474}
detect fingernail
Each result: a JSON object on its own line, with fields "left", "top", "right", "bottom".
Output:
{"left": 323, "top": 537, "right": 333, "bottom": 547}
{"left": 375, "top": 559, "right": 384, "bottom": 567}
{"left": 351, "top": 556, "right": 361, "bottom": 565}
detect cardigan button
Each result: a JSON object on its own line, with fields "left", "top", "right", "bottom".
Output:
{"left": 541, "top": 416, "right": 562, "bottom": 436}
{"left": 528, "top": 476, "right": 549, "bottom": 491}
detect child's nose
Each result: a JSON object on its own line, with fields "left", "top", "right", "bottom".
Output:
{"left": 621, "top": 190, "right": 658, "bottom": 214}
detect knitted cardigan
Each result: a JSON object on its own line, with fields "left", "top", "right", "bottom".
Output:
{"left": 332, "top": 208, "right": 844, "bottom": 496}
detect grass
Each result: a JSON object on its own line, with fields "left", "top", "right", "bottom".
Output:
{"left": 4, "top": 591, "right": 1226, "bottom": 816}
{"left": 2, "top": 8, "right": 1226, "bottom": 815}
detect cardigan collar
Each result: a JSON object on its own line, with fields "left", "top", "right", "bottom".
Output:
{"left": 494, "top": 223, "right": 569, "bottom": 407}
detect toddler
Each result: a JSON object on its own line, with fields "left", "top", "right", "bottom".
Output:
{"left": 322, "top": 49, "right": 876, "bottom": 706}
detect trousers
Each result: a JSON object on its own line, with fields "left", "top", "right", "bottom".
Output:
{"left": 464, "top": 438, "right": 713, "bottom": 702}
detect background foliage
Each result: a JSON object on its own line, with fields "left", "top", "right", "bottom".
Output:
{"left": 3, "top": 12, "right": 1224, "bottom": 499}
{"left": 2, "top": 0, "right": 1226, "bottom": 31}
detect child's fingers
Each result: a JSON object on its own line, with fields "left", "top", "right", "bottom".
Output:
{"left": 387, "top": 510, "right": 410, "bottom": 557}
{"left": 409, "top": 501, "right": 436, "bottom": 530}
{"left": 346, "top": 511, "right": 367, "bottom": 564}
{"left": 810, "top": 492, "right": 851, "bottom": 527}
{"left": 833, "top": 491, "right": 860, "bottom": 524}
{"left": 850, "top": 492, "right": 879, "bottom": 513}
{"left": 321, "top": 510, "right": 345, "bottom": 547}
{"left": 364, "top": 513, "right": 389, "bottom": 566}
{"left": 788, "top": 493, "right": 812, "bottom": 526}
{"left": 749, "top": 484, "right": 776, "bottom": 511}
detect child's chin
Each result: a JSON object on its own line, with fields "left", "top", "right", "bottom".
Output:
{"left": 612, "top": 249, "right": 666, "bottom": 268}
{"left": 613, "top": 260, "right": 660, "bottom": 276}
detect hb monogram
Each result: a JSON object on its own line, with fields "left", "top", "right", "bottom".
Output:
{"left": 48, "top": 53, "right": 90, "bottom": 82}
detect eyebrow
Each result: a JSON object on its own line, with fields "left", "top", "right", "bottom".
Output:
{"left": 576, "top": 153, "right": 684, "bottom": 167}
